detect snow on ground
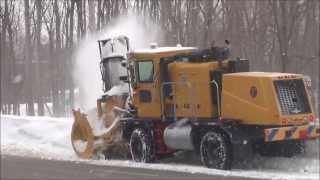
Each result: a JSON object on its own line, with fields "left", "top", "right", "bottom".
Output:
{"left": 1, "top": 115, "right": 319, "bottom": 180}
{"left": 1, "top": 115, "right": 77, "bottom": 160}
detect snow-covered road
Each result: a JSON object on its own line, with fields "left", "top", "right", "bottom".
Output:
{"left": 1, "top": 115, "right": 319, "bottom": 180}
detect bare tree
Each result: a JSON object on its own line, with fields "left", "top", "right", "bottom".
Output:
{"left": 35, "top": 0, "right": 44, "bottom": 115}
{"left": 24, "top": 0, "right": 35, "bottom": 115}
{"left": 1, "top": 0, "right": 318, "bottom": 117}
{"left": 53, "top": 0, "right": 61, "bottom": 116}
{"left": 272, "top": 0, "right": 304, "bottom": 72}
{"left": 1, "top": 0, "right": 8, "bottom": 114}
{"left": 88, "top": 0, "right": 95, "bottom": 32}
{"left": 318, "top": 0, "right": 320, "bottom": 116}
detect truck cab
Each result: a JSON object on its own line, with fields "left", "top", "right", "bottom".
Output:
{"left": 127, "top": 46, "right": 196, "bottom": 119}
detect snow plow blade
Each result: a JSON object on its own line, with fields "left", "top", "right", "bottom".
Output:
{"left": 71, "top": 95, "right": 129, "bottom": 159}
{"left": 71, "top": 109, "right": 95, "bottom": 159}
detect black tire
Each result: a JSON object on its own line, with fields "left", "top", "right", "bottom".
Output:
{"left": 200, "top": 131, "right": 232, "bottom": 170}
{"left": 130, "top": 128, "right": 154, "bottom": 163}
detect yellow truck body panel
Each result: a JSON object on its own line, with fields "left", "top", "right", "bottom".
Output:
{"left": 221, "top": 72, "right": 315, "bottom": 125}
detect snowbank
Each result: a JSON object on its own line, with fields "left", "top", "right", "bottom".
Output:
{"left": 1, "top": 115, "right": 76, "bottom": 160}
{"left": 1, "top": 115, "right": 319, "bottom": 179}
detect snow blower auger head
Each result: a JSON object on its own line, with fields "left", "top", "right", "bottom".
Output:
{"left": 71, "top": 35, "right": 131, "bottom": 159}
{"left": 71, "top": 109, "right": 95, "bottom": 159}
{"left": 71, "top": 94, "right": 129, "bottom": 159}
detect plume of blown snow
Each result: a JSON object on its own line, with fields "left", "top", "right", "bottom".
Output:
{"left": 73, "top": 12, "right": 163, "bottom": 111}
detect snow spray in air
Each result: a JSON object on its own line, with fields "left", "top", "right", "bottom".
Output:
{"left": 73, "top": 13, "right": 163, "bottom": 110}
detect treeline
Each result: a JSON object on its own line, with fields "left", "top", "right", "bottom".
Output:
{"left": 1, "top": 0, "right": 319, "bottom": 117}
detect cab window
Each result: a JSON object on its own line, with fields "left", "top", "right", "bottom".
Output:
{"left": 138, "top": 60, "right": 154, "bottom": 82}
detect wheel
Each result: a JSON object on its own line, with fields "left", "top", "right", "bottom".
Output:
{"left": 130, "top": 128, "right": 154, "bottom": 163}
{"left": 200, "top": 131, "right": 232, "bottom": 170}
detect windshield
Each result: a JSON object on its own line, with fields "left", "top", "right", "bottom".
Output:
{"left": 138, "top": 60, "right": 154, "bottom": 82}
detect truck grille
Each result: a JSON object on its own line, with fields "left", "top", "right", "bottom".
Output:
{"left": 274, "top": 79, "right": 311, "bottom": 115}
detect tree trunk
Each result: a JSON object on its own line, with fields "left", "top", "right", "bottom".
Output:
{"left": 35, "top": 0, "right": 44, "bottom": 116}
{"left": 47, "top": 20, "right": 55, "bottom": 117}
{"left": 88, "top": 0, "right": 95, "bottom": 32}
{"left": 8, "top": 7, "right": 17, "bottom": 115}
{"left": 77, "top": 0, "right": 83, "bottom": 41}
{"left": 97, "top": 0, "right": 101, "bottom": 30}
{"left": 279, "top": 0, "right": 289, "bottom": 72}
{"left": 1, "top": 0, "right": 8, "bottom": 114}
{"left": 82, "top": 0, "right": 86, "bottom": 37}
{"left": 53, "top": 0, "right": 61, "bottom": 116}
{"left": 318, "top": 0, "right": 320, "bottom": 117}
{"left": 69, "top": 0, "right": 75, "bottom": 111}
{"left": 24, "top": 0, "right": 35, "bottom": 116}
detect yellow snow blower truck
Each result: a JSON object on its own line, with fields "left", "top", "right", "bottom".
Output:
{"left": 71, "top": 36, "right": 319, "bottom": 170}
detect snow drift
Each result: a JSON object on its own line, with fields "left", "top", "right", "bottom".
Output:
{"left": 1, "top": 115, "right": 75, "bottom": 160}
{"left": 1, "top": 115, "right": 319, "bottom": 180}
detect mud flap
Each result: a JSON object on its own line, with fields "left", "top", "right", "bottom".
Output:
{"left": 221, "top": 125, "right": 254, "bottom": 162}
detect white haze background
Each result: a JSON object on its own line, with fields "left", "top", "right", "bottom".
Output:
{"left": 73, "top": 13, "right": 163, "bottom": 110}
